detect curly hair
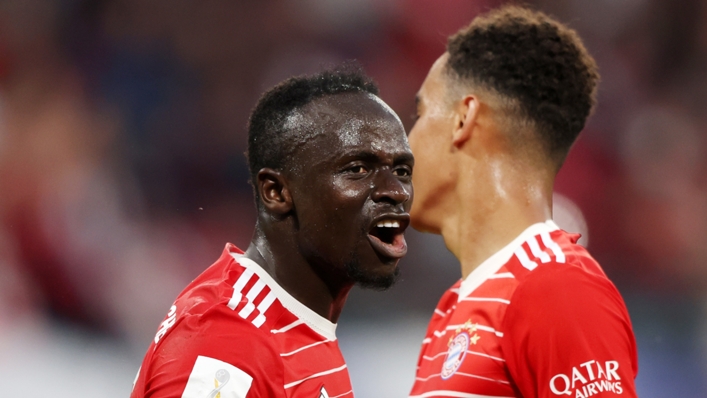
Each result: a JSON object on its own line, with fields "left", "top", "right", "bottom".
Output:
{"left": 246, "top": 63, "right": 379, "bottom": 196}
{"left": 446, "top": 5, "right": 599, "bottom": 164}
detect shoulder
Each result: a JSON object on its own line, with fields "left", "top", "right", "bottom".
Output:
{"left": 500, "top": 228, "right": 634, "bottom": 344}
{"left": 513, "top": 255, "right": 622, "bottom": 311}
{"left": 437, "top": 281, "right": 462, "bottom": 310}
{"left": 166, "top": 308, "right": 281, "bottom": 357}
{"left": 504, "top": 226, "right": 616, "bottom": 305}
{"left": 499, "top": 257, "right": 638, "bottom": 397}
{"left": 425, "top": 281, "right": 462, "bottom": 324}
{"left": 144, "top": 312, "right": 286, "bottom": 397}
{"left": 501, "top": 256, "right": 636, "bottom": 356}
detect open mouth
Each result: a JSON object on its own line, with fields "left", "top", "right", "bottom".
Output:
{"left": 367, "top": 215, "right": 409, "bottom": 260}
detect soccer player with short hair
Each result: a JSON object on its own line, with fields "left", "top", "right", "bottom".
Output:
{"left": 408, "top": 6, "right": 638, "bottom": 398}
{"left": 130, "top": 65, "right": 414, "bottom": 398}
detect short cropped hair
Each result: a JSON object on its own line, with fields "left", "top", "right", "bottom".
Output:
{"left": 247, "top": 63, "right": 379, "bottom": 198}
{"left": 446, "top": 5, "right": 599, "bottom": 165}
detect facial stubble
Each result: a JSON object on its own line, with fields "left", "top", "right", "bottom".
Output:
{"left": 344, "top": 246, "right": 400, "bottom": 291}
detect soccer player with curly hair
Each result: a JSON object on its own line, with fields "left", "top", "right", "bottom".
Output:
{"left": 408, "top": 6, "right": 638, "bottom": 398}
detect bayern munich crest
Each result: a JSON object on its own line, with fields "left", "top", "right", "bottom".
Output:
{"left": 441, "top": 320, "right": 480, "bottom": 379}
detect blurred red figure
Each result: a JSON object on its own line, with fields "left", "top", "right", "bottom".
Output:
{"left": 407, "top": 6, "right": 638, "bottom": 398}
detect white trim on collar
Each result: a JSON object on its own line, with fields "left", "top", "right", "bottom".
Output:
{"left": 229, "top": 253, "right": 338, "bottom": 341}
{"left": 457, "top": 220, "right": 560, "bottom": 301}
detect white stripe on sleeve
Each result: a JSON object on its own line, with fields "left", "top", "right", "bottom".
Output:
{"left": 527, "top": 236, "right": 551, "bottom": 263}
{"left": 271, "top": 319, "right": 304, "bottom": 334}
{"left": 238, "top": 279, "right": 266, "bottom": 319}
{"left": 251, "top": 291, "right": 276, "bottom": 327}
{"left": 227, "top": 269, "right": 255, "bottom": 310}
{"left": 540, "top": 231, "right": 566, "bottom": 263}
{"left": 514, "top": 246, "right": 538, "bottom": 271}
{"left": 410, "top": 390, "right": 513, "bottom": 397}
{"left": 460, "top": 297, "right": 510, "bottom": 305}
{"left": 284, "top": 364, "right": 348, "bottom": 389}
{"left": 487, "top": 272, "right": 515, "bottom": 279}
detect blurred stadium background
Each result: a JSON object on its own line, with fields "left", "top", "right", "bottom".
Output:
{"left": 0, "top": 0, "right": 705, "bottom": 396}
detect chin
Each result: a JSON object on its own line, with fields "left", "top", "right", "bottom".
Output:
{"left": 346, "top": 261, "right": 399, "bottom": 291}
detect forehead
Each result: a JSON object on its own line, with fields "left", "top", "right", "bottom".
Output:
{"left": 297, "top": 92, "right": 409, "bottom": 159}
{"left": 418, "top": 54, "right": 450, "bottom": 106}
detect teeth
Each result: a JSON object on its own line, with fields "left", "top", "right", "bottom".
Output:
{"left": 376, "top": 220, "right": 400, "bottom": 228}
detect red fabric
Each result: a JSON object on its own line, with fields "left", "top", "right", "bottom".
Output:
{"left": 411, "top": 227, "right": 638, "bottom": 398}
{"left": 131, "top": 244, "right": 352, "bottom": 398}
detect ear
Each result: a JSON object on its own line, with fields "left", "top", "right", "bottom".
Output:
{"left": 256, "top": 168, "right": 293, "bottom": 216}
{"left": 452, "top": 95, "right": 480, "bottom": 149}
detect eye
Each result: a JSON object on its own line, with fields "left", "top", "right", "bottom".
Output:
{"left": 393, "top": 166, "right": 412, "bottom": 178}
{"left": 348, "top": 165, "right": 368, "bottom": 174}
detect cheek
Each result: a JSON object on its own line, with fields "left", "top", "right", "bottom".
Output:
{"left": 411, "top": 117, "right": 447, "bottom": 154}
{"left": 331, "top": 182, "right": 367, "bottom": 203}
{"left": 408, "top": 121, "right": 424, "bottom": 153}
{"left": 330, "top": 175, "right": 377, "bottom": 204}
{"left": 410, "top": 122, "right": 457, "bottom": 219}
{"left": 306, "top": 180, "right": 368, "bottom": 231}
{"left": 410, "top": 120, "right": 445, "bottom": 179}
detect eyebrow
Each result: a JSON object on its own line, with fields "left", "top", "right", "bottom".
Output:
{"left": 345, "top": 150, "right": 414, "bottom": 164}
{"left": 395, "top": 151, "right": 414, "bottom": 164}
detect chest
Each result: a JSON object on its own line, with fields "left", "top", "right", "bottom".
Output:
{"left": 411, "top": 302, "right": 515, "bottom": 397}
{"left": 276, "top": 329, "right": 353, "bottom": 398}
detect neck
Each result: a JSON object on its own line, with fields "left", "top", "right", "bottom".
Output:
{"left": 244, "top": 224, "right": 353, "bottom": 323}
{"left": 441, "top": 155, "right": 553, "bottom": 279}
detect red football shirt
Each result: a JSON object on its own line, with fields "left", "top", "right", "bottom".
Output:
{"left": 131, "top": 244, "right": 353, "bottom": 398}
{"left": 410, "top": 221, "right": 638, "bottom": 398}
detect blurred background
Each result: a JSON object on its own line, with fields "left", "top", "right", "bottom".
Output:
{"left": 0, "top": 0, "right": 705, "bottom": 396}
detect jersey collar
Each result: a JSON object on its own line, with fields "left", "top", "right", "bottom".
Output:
{"left": 457, "top": 220, "right": 560, "bottom": 301}
{"left": 229, "top": 252, "right": 338, "bottom": 341}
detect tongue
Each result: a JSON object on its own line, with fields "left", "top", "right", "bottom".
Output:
{"left": 391, "top": 233, "right": 406, "bottom": 252}
{"left": 368, "top": 231, "right": 408, "bottom": 259}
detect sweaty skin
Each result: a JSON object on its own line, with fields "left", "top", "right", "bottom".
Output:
{"left": 409, "top": 54, "right": 552, "bottom": 278}
{"left": 245, "top": 91, "right": 414, "bottom": 322}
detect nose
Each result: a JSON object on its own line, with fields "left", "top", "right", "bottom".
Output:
{"left": 371, "top": 170, "right": 411, "bottom": 205}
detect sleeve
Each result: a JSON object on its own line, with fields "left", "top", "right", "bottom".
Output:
{"left": 500, "top": 265, "right": 638, "bottom": 398}
{"left": 141, "top": 312, "right": 288, "bottom": 398}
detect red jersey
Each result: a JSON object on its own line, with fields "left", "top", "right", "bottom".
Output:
{"left": 410, "top": 221, "right": 638, "bottom": 398}
{"left": 131, "top": 244, "right": 353, "bottom": 398}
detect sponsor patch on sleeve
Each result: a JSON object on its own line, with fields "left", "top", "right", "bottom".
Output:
{"left": 181, "top": 356, "right": 253, "bottom": 398}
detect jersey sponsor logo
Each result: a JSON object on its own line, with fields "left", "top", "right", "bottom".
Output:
{"left": 549, "top": 360, "right": 623, "bottom": 397}
{"left": 182, "top": 356, "right": 253, "bottom": 398}
{"left": 154, "top": 305, "right": 177, "bottom": 344}
{"left": 441, "top": 320, "right": 480, "bottom": 379}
